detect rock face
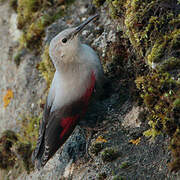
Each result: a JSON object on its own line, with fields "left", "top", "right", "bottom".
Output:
{"left": 0, "top": 2, "right": 17, "bottom": 133}
{"left": 0, "top": 0, "right": 180, "bottom": 179}
{"left": 0, "top": 2, "right": 46, "bottom": 135}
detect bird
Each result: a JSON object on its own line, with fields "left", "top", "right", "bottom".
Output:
{"left": 32, "top": 14, "right": 104, "bottom": 169}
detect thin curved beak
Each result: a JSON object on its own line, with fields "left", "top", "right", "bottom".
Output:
{"left": 73, "top": 14, "right": 99, "bottom": 36}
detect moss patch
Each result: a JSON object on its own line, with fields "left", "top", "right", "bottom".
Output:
{"left": 136, "top": 72, "right": 180, "bottom": 171}
{"left": 0, "top": 114, "right": 41, "bottom": 178}
{"left": 119, "top": 161, "right": 131, "bottom": 169}
{"left": 16, "top": 0, "right": 75, "bottom": 50}
{"left": 90, "top": 141, "right": 105, "bottom": 155}
{"left": 17, "top": 114, "right": 41, "bottom": 150}
{"left": 9, "top": 0, "right": 18, "bottom": 11}
{"left": 93, "top": 0, "right": 106, "bottom": 7}
{"left": 0, "top": 130, "right": 17, "bottom": 169}
{"left": 94, "top": 0, "right": 180, "bottom": 172}
{"left": 38, "top": 45, "right": 55, "bottom": 89}
{"left": 101, "top": 147, "right": 118, "bottom": 162}
{"left": 124, "top": 0, "right": 180, "bottom": 71}
{"left": 95, "top": 0, "right": 180, "bottom": 72}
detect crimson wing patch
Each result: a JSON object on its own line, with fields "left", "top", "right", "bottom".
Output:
{"left": 32, "top": 72, "right": 96, "bottom": 169}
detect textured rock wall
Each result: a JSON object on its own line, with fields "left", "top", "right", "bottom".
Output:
{"left": 0, "top": 0, "right": 180, "bottom": 179}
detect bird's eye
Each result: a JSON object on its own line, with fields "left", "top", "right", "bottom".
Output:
{"left": 62, "top": 38, "right": 67, "bottom": 43}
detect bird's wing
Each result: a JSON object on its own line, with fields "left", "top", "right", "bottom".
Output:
{"left": 32, "top": 72, "right": 96, "bottom": 169}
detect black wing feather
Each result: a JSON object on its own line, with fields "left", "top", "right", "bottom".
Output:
{"left": 32, "top": 72, "right": 96, "bottom": 169}
{"left": 32, "top": 99, "right": 84, "bottom": 169}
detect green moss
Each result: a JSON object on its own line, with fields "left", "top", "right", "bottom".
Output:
{"left": 136, "top": 72, "right": 179, "bottom": 136}
{"left": 93, "top": 0, "right": 105, "bottom": 7}
{"left": 13, "top": 49, "right": 26, "bottom": 66}
{"left": 17, "top": 0, "right": 75, "bottom": 50}
{"left": 143, "top": 93, "right": 155, "bottom": 108}
{"left": 106, "top": 0, "right": 126, "bottom": 19}
{"left": 173, "top": 98, "right": 180, "bottom": 108}
{"left": 90, "top": 142, "right": 104, "bottom": 155}
{"left": 103, "top": 38, "right": 129, "bottom": 79}
{"left": 124, "top": 0, "right": 180, "bottom": 71}
{"left": 38, "top": 45, "right": 55, "bottom": 89}
{"left": 101, "top": 147, "right": 118, "bottom": 162}
{"left": 93, "top": 0, "right": 126, "bottom": 18}
{"left": 16, "top": 143, "right": 33, "bottom": 173}
{"left": 17, "top": 0, "right": 39, "bottom": 29}
{"left": 168, "top": 158, "right": 180, "bottom": 172}
{"left": 0, "top": 130, "right": 17, "bottom": 169}
{"left": 15, "top": 114, "right": 42, "bottom": 173}
{"left": 1, "top": 130, "right": 18, "bottom": 143}
{"left": 0, "top": 129, "right": 34, "bottom": 178}
{"left": 159, "top": 57, "right": 180, "bottom": 72}
{"left": 136, "top": 71, "right": 180, "bottom": 170}
{"left": 0, "top": 114, "right": 42, "bottom": 178}
{"left": 14, "top": 52, "right": 22, "bottom": 66}
{"left": 95, "top": 0, "right": 180, "bottom": 172}
{"left": 9, "top": 0, "right": 18, "bottom": 11}
{"left": 146, "top": 29, "right": 180, "bottom": 70}
{"left": 119, "top": 161, "right": 130, "bottom": 169}
{"left": 147, "top": 39, "right": 165, "bottom": 64}
{"left": 17, "top": 114, "right": 41, "bottom": 149}
{"left": 112, "top": 175, "right": 125, "bottom": 180}
{"left": 168, "top": 129, "right": 180, "bottom": 172}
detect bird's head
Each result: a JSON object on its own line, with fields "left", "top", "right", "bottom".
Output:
{"left": 49, "top": 14, "right": 99, "bottom": 68}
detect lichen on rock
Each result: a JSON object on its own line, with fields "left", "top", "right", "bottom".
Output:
{"left": 38, "top": 45, "right": 55, "bottom": 89}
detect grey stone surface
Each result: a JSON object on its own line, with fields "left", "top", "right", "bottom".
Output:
{"left": 0, "top": 2, "right": 46, "bottom": 134}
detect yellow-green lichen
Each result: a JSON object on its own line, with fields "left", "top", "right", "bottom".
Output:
{"left": 38, "top": 45, "right": 55, "bottom": 89}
